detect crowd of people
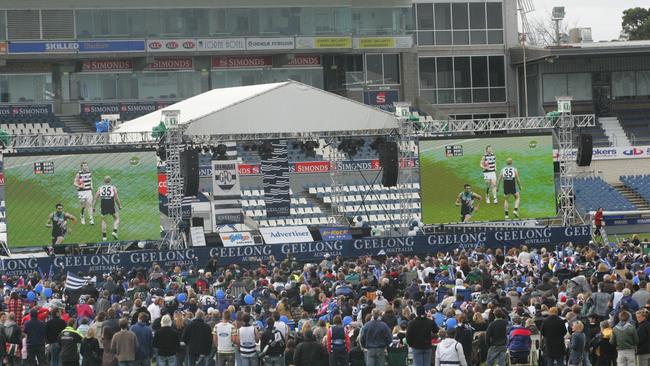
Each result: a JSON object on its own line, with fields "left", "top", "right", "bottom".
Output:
{"left": 0, "top": 240, "right": 650, "bottom": 366}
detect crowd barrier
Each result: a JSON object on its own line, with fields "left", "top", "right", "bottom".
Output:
{"left": 0, "top": 225, "right": 591, "bottom": 277}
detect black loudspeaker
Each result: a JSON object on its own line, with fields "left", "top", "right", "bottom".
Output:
{"left": 576, "top": 134, "right": 593, "bottom": 166}
{"left": 180, "top": 150, "right": 200, "bottom": 196}
{"left": 379, "top": 141, "right": 399, "bottom": 187}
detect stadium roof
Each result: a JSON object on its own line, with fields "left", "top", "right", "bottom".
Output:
{"left": 510, "top": 40, "right": 650, "bottom": 65}
{"left": 115, "top": 81, "right": 400, "bottom": 137}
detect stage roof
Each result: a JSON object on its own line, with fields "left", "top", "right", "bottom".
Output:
{"left": 115, "top": 81, "right": 399, "bottom": 137}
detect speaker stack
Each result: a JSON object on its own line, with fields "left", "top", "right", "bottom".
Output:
{"left": 576, "top": 134, "right": 593, "bottom": 167}
{"left": 379, "top": 141, "right": 399, "bottom": 187}
{"left": 180, "top": 150, "right": 200, "bottom": 196}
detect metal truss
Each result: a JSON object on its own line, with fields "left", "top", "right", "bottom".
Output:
{"left": 5, "top": 132, "right": 156, "bottom": 150}
{"left": 187, "top": 128, "right": 399, "bottom": 145}
{"left": 415, "top": 115, "right": 595, "bottom": 134}
{"left": 327, "top": 138, "right": 348, "bottom": 226}
{"left": 555, "top": 112, "right": 585, "bottom": 226}
{"left": 162, "top": 127, "right": 186, "bottom": 250}
{"left": 396, "top": 123, "right": 417, "bottom": 233}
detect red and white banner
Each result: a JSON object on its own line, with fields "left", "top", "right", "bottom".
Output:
{"left": 553, "top": 145, "right": 650, "bottom": 161}
{"left": 237, "top": 164, "right": 261, "bottom": 175}
{"left": 158, "top": 173, "right": 167, "bottom": 196}
{"left": 146, "top": 57, "right": 193, "bottom": 70}
{"left": 147, "top": 39, "right": 197, "bottom": 52}
{"left": 82, "top": 60, "right": 133, "bottom": 72}
{"left": 212, "top": 56, "right": 273, "bottom": 69}
{"left": 294, "top": 161, "right": 330, "bottom": 173}
{"left": 285, "top": 55, "right": 321, "bottom": 67}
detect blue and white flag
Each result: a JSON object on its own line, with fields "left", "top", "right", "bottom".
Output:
{"left": 260, "top": 140, "right": 290, "bottom": 218}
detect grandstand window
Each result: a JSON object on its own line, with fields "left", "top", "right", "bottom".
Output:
{"left": 613, "top": 71, "right": 636, "bottom": 98}
{"left": 416, "top": 2, "right": 502, "bottom": 46}
{"left": 419, "top": 55, "right": 505, "bottom": 104}
{"left": 638, "top": 71, "right": 650, "bottom": 97}
{"left": 0, "top": 11, "right": 6, "bottom": 40}
{"left": 212, "top": 68, "right": 323, "bottom": 89}
{"left": 365, "top": 54, "right": 400, "bottom": 85}
{"left": 416, "top": 4, "right": 434, "bottom": 30}
{"left": 352, "top": 8, "right": 412, "bottom": 36}
{"left": 542, "top": 73, "right": 592, "bottom": 102}
{"left": 0, "top": 74, "right": 52, "bottom": 103}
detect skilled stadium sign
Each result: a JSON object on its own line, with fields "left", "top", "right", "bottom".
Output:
{"left": 0, "top": 226, "right": 591, "bottom": 276}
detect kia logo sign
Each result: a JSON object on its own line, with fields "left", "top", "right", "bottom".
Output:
{"left": 623, "top": 148, "right": 644, "bottom": 156}
{"left": 149, "top": 41, "right": 162, "bottom": 50}
{"left": 166, "top": 41, "right": 178, "bottom": 49}
{"left": 183, "top": 41, "right": 195, "bottom": 49}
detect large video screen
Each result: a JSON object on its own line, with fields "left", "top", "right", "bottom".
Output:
{"left": 5, "top": 151, "right": 160, "bottom": 247}
{"left": 419, "top": 134, "right": 556, "bottom": 224}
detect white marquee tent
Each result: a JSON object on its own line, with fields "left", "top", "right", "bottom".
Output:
{"left": 115, "top": 80, "right": 400, "bottom": 136}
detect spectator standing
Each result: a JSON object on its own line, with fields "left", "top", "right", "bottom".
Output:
{"left": 213, "top": 310, "right": 236, "bottom": 366}
{"left": 5, "top": 312, "right": 23, "bottom": 366}
{"left": 130, "top": 313, "right": 153, "bottom": 366}
{"left": 434, "top": 329, "right": 467, "bottom": 366}
{"left": 360, "top": 309, "right": 393, "bottom": 366}
{"left": 611, "top": 311, "right": 638, "bottom": 366}
{"left": 485, "top": 309, "right": 508, "bottom": 366}
{"left": 81, "top": 327, "right": 102, "bottom": 366}
{"left": 182, "top": 310, "right": 213, "bottom": 366}
{"left": 153, "top": 315, "right": 180, "bottom": 366}
{"left": 45, "top": 308, "right": 67, "bottom": 366}
{"left": 7, "top": 293, "right": 24, "bottom": 329}
{"left": 111, "top": 318, "right": 138, "bottom": 366}
{"left": 568, "top": 321, "right": 586, "bottom": 366}
{"left": 235, "top": 314, "right": 259, "bottom": 366}
{"left": 326, "top": 315, "right": 351, "bottom": 366}
{"left": 260, "top": 318, "right": 286, "bottom": 366}
{"left": 406, "top": 306, "right": 438, "bottom": 366}
{"left": 24, "top": 308, "right": 47, "bottom": 366}
{"left": 507, "top": 316, "right": 531, "bottom": 365}
{"left": 293, "top": 330, "right": 327, "bottom": 366}
{"left": 637, "top": 309, "right": 650, "bottom": 366}
{"left": 541, "top": 307, "right": 567, "bottom": 366}
{"left": 59, "top": 319, "right": 83, "bottom": 366}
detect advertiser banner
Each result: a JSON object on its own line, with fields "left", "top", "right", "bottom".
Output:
{"left": 82, "top": 60, "right": 133, "bottom": 72}
{"left": 320, "top": 227, "right": 352, "bottom": 241}
{"left": 146, "top": 57, "right": 194, "bottom": 70}
{"left": 211, "top": 145, "right": 243, "bottom": 227}
{"left": 246, "top": 37, "right": 295, "bottom": 50}
{"left": 260, "top": 140, "right": 291, "bottom": 217}
{"left": 353, "top": 36, "right": 414, "bottom": 49}
{"left": 553, "top": 146, "right": 650, "bottom": 161}
{"left": 0, "top": 42, "right": 7, "bottom": 54}
{"left": 286, "top": 55, "right": 322, "bottom": 67}
{"left": 0, "top": 104, "right": 52, "bottom": 117}
{"left": 296, "top": 37, "right": 352, "bottom": 49}
{"left": 0, "top": 226, "right": 591, "bottom": 276}
{"left": 197, "top": 38, "right": 246, "bottom": 52}
{"left": 237, "top": 164, "right": 261, "bottom": 176}
{"left": 364, "top": 90, "right": 399, "bottom": 106}
{"left": 212, "top": 56, "right": 273, "bottom": 69}
{"left": 147, "top": 39, "right": 197, "bottom": 52}
{"left": 220, "top": 231, "right": 255, "bottom": 246}
{"left": 260, "top": 226, "right": 313, "bottom": 244}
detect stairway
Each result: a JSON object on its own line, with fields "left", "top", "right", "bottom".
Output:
{"left": 599, "top": 116, "right": 630, "bottom": 146}
{"left": 57, "top": 114, "right": 94, "bottom": 133}
{"left": 612, "top": 182, "right": 650, "bottom": 211}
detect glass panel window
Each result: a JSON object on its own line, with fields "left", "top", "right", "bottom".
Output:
{"left": 436, "top": 58, "right": 453, "bottom": 88}
{"left": 469, "top": 3, "right": 486, "bottom": 29}
{"left": 637, "top": 71, "right": 650, "bottom": 96}
{"left": 471, "top": 57, "right": 488, "bottom": 87}
{"left": 419, "top": 58, "right": 436, "bottom": 89}
{"left": 0, "top": 11, "right": 6, "bottom": 40}
{"left": 488, "top": 30, "right": 503, "bottom": 44}
{"left": 0, "top": 74, "right": 53, "bottom": 102}
{"left": 543, "top": 74, "right": 567, "bottom": 102}
{"left": 488, "top": 56, "right": 505, "bottom": 87}
{"left": 612, "top": 71, "right": 636, "bottom": 97}
{"left": 470, "top": 30, "right": 487, "bottom": 44}
{"left": 567, "top": 73, "right": 592, "bottom": 101}
{"left": 418, "top": 31, "right": 434, "bottom": 45}
{"left": 453, "top": 31, "right": 469, "bottom": 45}
{"left": 454, "top": 57, "right": 471, "bottom": 88}
{"left": 417, "top": 4, "right": 434, "bottom": 30}
{"left": 383, "top": 54, "right": 400, "bottom": 84}
{"left": 434, "top": 4, "right": 451, "bottom": 30}
{"left": 365, "top": 54, "right": 383, "bottom": 84}
{"left": 452, "top": 3, "right": 468, "bottom": 30}
{"left": 420, "top": 90, "right": 436, "bottom": 104}
{"left": 473, "top": 88, "right": 489, "bottom": 103}
{"left": 438, "top": 90, "right": 454, "bottom": 104}
{"left": 490, "top": 87, "right": 506, "bottom": 102}
{"left": 435, "top": 31, "right": 452, "bottom": 45}
{"left": 486, "top": 3, "right": 503, "bottom": 29}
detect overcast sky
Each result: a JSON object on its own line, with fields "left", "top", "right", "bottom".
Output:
{"left": 530, "top": 0, "right": 649, "bottom": 41}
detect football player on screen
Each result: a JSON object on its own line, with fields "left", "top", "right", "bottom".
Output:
{"left": 480, "top": 145, "right": 498, "bottom": 204}
{"left": 74, "top": 162, "right": 94, "bottom": 225}
{"left": 497, "top": 158, "right": 522, "bottom": 219}
{"left": 455, "top": 184, "right": 482, "bottom": 223}
{"left": 46, "top": 203, "right": 77, "bottom": 245}
{"left": 94, "top": 176, "right": 122, "bottom": 241}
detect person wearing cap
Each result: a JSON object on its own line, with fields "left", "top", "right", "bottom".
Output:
{"left": 541, "top": 307, "right": 567, "bottom": 366}
{"left": 360, "top": 309, "right": 392, "bottom": 366}
{"left": 611, "top": 311, "right": 638, "bottom": 366}
{"left": 24, "top": 308, "right": 47, "bottom": 366}
{"left": 326, "top": 315, "right": 350, "bottom": 366}
{"left": 485, "top": 308, "right": 508, "bottom": 366}
{"left": 153, "top": 315, "right": 180, "bottom": 366}
{"left": 434, "top": 328, "right": 467, "bottom": 366}
{"left": 406, "top": 306, "right": 438, "bottom": 366}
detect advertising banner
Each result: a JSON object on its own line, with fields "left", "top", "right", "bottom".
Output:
{"left": 260, "top": 226, "right": 314, "bottom": 244}
{"left": 553, "top": 146, "right": 650, "bottom": 161}
{"left": 82, "top": 60, "right": 133, "bottom": 72}
{"left": 219, "top": 231, "right": 255, "bottom": 246}
{"left": 146, "top": 57, "right": 194, "bottom": 70}
{"left": 197, "top": 38, "right": 246, "bottom": 52}
{"left": 286, "top": 55, "right": 322, "bottom": 67}
{"left": 0, "top": 225, "right": 592, "bottom": 276}
{"left": 8, "top": 40, "right": 145, "bottom": 54}
{"left": 80, "top": 101, "right": 174, "bottom": 118}
{"left": 246, "top": 37, "right": 295, "bottom": 50}
{"left": 212, "top": 56, "right": 273, "bottom": 69}
{"left": 353, "top": 36, "right": 414, "bottom": 49}
{"left": 260, "top": 140, "right": 291, "bottom": 217}
{"left": 78, "top": 40, "right": 145, "bottom": 53}
{"left": 364, "top": 90, "right": 399, "bottom": 106}
{"left": 0, "top": 104, "right": 53, "bottom": 117}
{"left": 146, "top": 39, "right": 197, "bottom": 52}
{"left": 296, "top": 37, "right": 352, "bottom": 49}
{"left": 211, "top": 145, "right": 243, "bottom": 227}
{"left": 320, "top": 227, "right": 353, "bottom": 241}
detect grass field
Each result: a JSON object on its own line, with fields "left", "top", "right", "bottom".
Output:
{"left": 5, "top": 151, "right": 160, "bottom": 247}
{"left": 419, "top": 135, "right": 556, "bottom": 224}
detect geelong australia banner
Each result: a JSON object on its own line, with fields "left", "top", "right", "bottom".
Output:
{"left": 211, "top": 142, "right": 243, "bottom": 228}
{"left": 260, "top": 140, "right": 291, "bottom": 217}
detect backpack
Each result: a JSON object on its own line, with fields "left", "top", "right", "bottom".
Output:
{"left": 269, "top": 329, "right": 285, "bottom": 350}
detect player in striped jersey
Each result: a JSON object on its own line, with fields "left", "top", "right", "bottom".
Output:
{"left": 479, "top": 145, "right": 498, "bottom": 204}
{"left": 497, "top": 158, "right": 522, "bottom": 219}
{"left": 74, "top": 162, "right": 94, "bottom": 225}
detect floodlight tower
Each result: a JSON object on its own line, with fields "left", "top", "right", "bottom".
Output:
{"left": 552, "top": 6, "right": 565, "bottom": 46}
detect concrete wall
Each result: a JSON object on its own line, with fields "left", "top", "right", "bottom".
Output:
{"left": 574, "top": 159, "right": 650, "bottom": 183}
